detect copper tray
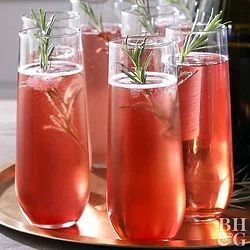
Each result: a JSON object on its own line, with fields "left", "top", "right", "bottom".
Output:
{"left": 0, "top": 163, "right": 249, "bottom": 248}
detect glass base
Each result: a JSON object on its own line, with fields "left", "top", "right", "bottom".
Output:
{"left": 19, "top": 204, "right": 77, "bottom": 229}
{"left": 31, "top": 220, "right": 76, "bottom": 229}
{"left": 185, "top": 209, "right": 223, "bottom": 222}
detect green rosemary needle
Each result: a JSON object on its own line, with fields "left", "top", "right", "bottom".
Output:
{"left": 230, "top": 167, "right": 250, "bottom": 209}
{"left": 164, "top": 0, "right": 189, "bottom": 17}
{"left": 180, "top": 9, "right": 223, "bottom": 62}
{"left": 121, "top": 36, "right": 153, "bottom": 84}
{"left": 31, "top": 8, "right": 56, "bottom": 71}
{"left": 129, "top": 0, "right": 156, "bottom": 34}
{"left": 80, "top": 2, "right": 104, "bottom": 32}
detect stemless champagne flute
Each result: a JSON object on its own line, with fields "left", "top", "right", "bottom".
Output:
{"left": 166, "top": 23, "right": 234, "bottom": 222}
{"left": 107, "top": 36, "right": 186, "bottom": 240}
{"left": 16, "top": 23, "right": 90, "bottom": 228}
{"left": 70, "top": 0, "right": 122, "bottom": 168}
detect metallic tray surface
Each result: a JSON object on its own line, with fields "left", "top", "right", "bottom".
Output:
{"left": 0, "top": 163, "right": 249, "bottom": 248}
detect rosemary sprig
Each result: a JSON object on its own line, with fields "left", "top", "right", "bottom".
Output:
{"left": 128, "top": 0, "right": 156, "bottom": 34}
{"left": 176, "top": 10, "right": 224, "bottom": 88}
{"left": 164, "top": 0, "right": 190, "bottom": 18}
{"left": 121, "top": 36, "right": 153, "bottom": 84}
{"left": 31, "top": 8, "right": 56, "bottom": 71}
{"left": 180, "top": 10, "right": 223, "bottom": 62}
{"left": 80, "top": 2, "right": 104, "bottom": 32}
{"left": 44, "top": 83, "right": 86, "bottom": 154}
{"left": 120, "top": 36, "right": 175, "bottom": 136}
{"left": 230, "top": 166, "right": 250, "bottom": 209}
{"left": 30, "top": 8, "right": 39, "bottom": 24}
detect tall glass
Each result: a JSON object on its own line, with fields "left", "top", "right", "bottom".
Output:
{"left": 70, "top": 0, "right": 122, "bottom": 168}
{"left": 22, "top": 11, "right": 80, "bottom": 29}
{"left": 107, "top": 37, "right": 186, "bottom": 240}
{"left": 16, "top": 27, "right": 90, "bottom": 229}
{"left": 166, "top": 25, "right": 234, "bottom": 221}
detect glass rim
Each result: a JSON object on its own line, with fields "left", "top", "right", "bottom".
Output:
{"left": 19, "top": 26, "right": 81, "bottom": 39}
{"left": 122, "top": 4, "right": 175, "bottom": 18}
{"left": 22, "top": 10, "right": 80, "bottom": 22}
{"left": 109, "top": 36, "right": 176, "bottom": 49}
{"left": 165, "top": 23, "right": 228, "bottom": 35}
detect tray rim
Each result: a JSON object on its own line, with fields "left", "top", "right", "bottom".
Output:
{"left": 0, "top": 163, "right": 249, "bottom": 249}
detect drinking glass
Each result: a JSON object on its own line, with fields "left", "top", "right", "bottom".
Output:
{"left": 165, "top": 25, "right": 234, "bottom": 221}
{"left": 121, "top": 4, "right": 191, "bottom": 37}
{"left": 22, "top": 11, "right": 80, "bottom": 29}
{"left": 107, "top": 36, "right": 186, "bottom": 240}
{"left": 70, "top": 0, "right": 122, "bottom": 168}
{"left": 16, "top": 26, "right": 90, "bottom": 229}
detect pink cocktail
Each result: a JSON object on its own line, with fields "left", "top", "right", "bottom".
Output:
{"left": 107, "top": 37, "right": 186, "bottom": 240}
{"left": 82, "top": 25, "right": 121, "bottom": 167}
{"left": 16, "top": 27, "right": 90, "bottom": 228}
{"left": 166, "top": 25, "right": 234, "bottom": 221}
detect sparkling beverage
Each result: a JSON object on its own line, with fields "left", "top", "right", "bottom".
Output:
{"left": 16, "top": 62, "right": 90, "bottom": 227}
{"left": 107, "top": 73, "right": 186, "bottom": 239}
{"left": 82, "top": 25, "right": 121, "bottom": 167}
{"left": 178, "top": 52, "right": 234, "bottom": 220}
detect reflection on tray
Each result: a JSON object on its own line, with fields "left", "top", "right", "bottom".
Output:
{"left": 0, "top": 164, "right": 249, "bottom": 248}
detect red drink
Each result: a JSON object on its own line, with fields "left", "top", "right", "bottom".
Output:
{"left": 82, "top": 25, "right": 121, "bottom": 167}
{"left": 107, "top": 73, "right": 186, "bottom": 240}
{"left": 16, "top": 62, "right": 90, "bottom": 228}
{"left": 178, "top": 52, "right": 234, "bottom": 221}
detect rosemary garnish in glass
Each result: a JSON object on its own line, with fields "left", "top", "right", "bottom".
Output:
{"left": 44, "top": 84, "right": 86, "bottom": 154}
{"left": 31, "top": 8, "right": 56, "bottom": 71}
{"left": 28, "top": 9, "right": 85, "bottom": 154}
{"left": 164, "top": 0, "right": 189, "bottom": 13}
{"left": 176, "top": 10, "right": 224, "bottom": 85}
{"left": 128, "top": 0, "right": 156, "bottom": 34}
{"left": 177, "top": 11, "right": 250, "bottom": 209}
{"left": 80, "top": 1, "right": 104, "bottom": 32}
{"left": 80, "top": 1, "right": 114, "bottom": 48}
{"left": 121, "top": 36, "right": 153, "bottom": 84}
{"left": 120, "top": 36, "right": 176, "bottom": 135}
{"left": 180, "top": 10, "right": 223, "bottom": 62}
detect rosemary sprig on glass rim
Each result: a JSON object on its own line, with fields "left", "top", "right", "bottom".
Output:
{"left": 121, "top": 35, "right": 153, "bottom": 84}
{"left": 164, "top": 0, "right": 190, "bottom": 19}
{"left": 31, "top": 8, "right": 56, "bottom": 71}
{"left": 180, "top": 9, "right": 223, "bottom": 62}
{"left": 80, "top": 1, "right": 104, "bottom": 32}
{"left": 120, "top": 36, "right": 176, "bottom": 136}
{"left": 30, "top": 8, "right": 39, "bottom": 25}
{"left": 127, "top": 0, "right": 156, "bottom": 34}
{"left": 176, "top": 10, "right": 225, "bottom": 86}
{"left": 29, "top": 9, "right": 85, "bottom": 154}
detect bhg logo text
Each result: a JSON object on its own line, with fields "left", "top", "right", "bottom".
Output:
{"left": 218, "top": 218, "right": 247, "bottom": 246}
